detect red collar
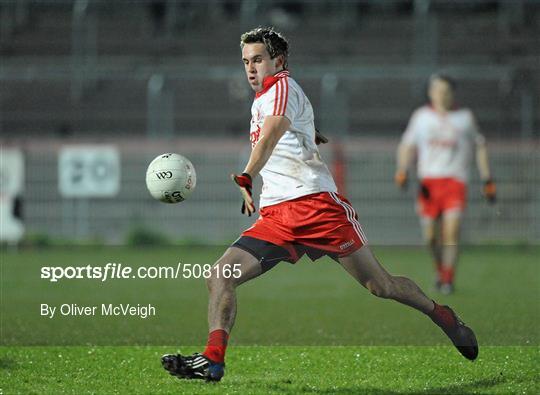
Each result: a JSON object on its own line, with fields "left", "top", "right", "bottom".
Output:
{"left": 255, "top": 70, "right": 290, "bottom": 98}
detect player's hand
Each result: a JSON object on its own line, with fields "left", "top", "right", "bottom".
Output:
{"left": 394, "top": 170, "right": 408, "bottom": 190}
{"left": 315, "top": 128, "right": 329, "bottom": 145}
{"left": 231, "top": 173, "right": 255, "bottom": 216}
{"left": 483, "top": 179, "right": 496, "bottom": 204}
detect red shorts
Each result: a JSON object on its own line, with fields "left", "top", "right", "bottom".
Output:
{"left": 242, "top": 192, "right": 367, "bottom": 263}
{"left": 417, "top": 178, "right": 467, "bottom": 219}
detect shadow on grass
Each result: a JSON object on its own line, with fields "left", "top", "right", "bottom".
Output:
{"left": 0, "top": 357, "right": 18, "bottom": 370}
{"left": 264, "top": 374, "right": 507, "bottom": 394}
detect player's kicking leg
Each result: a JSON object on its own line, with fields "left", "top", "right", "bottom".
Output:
{"left": 161, "top": 246, "right": 263, "bottom": 381}
{"left": 339, "top": 245, "right": 478, "bottom": 360}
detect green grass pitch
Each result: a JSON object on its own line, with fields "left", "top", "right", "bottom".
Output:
{"left": 1, "top": 245, "right": 539, "bottom": 394}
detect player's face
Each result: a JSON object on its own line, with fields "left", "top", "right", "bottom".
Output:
{"left": 428, "top": 79, "right": 454, "bottom": 111}
{"left": 242, "top": 43, "right": 283, "bottom": 92}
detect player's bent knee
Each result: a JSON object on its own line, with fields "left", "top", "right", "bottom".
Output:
{"left": 206, "top": 262, "right": 234, "bottom": 292}
{"left": 205, "top": 269, "right": 235, "bottom": 292}
{"left": 373, "top": 275, "right": 400, "bottom": 299}
{"left": 205, "top": 245, "right": 264, "bottom": 293}
{"left": 366, "top": 278, "right": 394, "bottom": 299}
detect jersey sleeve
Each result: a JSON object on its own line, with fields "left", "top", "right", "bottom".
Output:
{"left": 401, "top": 109, "right": 421, "bottom": 146}
{"left": 260, "top": 78, "right": 298, "bottom": 122}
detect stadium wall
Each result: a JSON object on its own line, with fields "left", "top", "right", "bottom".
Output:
{"left": 1, "top": 137, "right": 538, "bottom": 246}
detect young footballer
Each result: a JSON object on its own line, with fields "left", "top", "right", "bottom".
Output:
{"left": 162, "top": 28, "right": 479, "bottom": 382}
{"left": 395, "top": 74, "right": 496, "bottom": 294}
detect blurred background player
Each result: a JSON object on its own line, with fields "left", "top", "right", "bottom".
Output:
{"left": 161, "top": 28, "right": 479, "bottom": 383}
{"left": 395, "top": 74, "right": 497, "bottom": 294}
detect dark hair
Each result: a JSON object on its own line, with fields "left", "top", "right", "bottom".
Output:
{"left": 428, "top": 73, "right": 457, "bottom": 90}
{"left": 240, "top": 27, "right": 289, "bottom": 68}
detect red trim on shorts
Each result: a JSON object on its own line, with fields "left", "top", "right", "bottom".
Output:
{"left": 328, "top": 192, "right": 368, "bottom": 245}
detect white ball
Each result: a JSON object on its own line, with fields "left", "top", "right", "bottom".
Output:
{"left": 145, "top": 153, "right": 196, "bottom": 203}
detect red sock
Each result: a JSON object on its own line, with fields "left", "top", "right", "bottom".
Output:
{"left": 202, "top": 329, "right": 229, "bottom": 363}
{"left": 429, "top": 302, "right": 456, "bottom": 328}
{"left": 440, "top": 266, "right": 455, "bottom": 284}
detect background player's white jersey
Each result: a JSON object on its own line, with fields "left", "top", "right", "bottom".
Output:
{"left": 401, "top": 105, "right": 485, "bottom": 182}
{"left": 250, "top": 70, "right": 337, "bottom": 208}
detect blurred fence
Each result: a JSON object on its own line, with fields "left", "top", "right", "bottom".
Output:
{"left": 2, "top": 65, "right": 531, "bottom": 138}
{"left": 5, "top": 138, "right": 539, "bottom": 245}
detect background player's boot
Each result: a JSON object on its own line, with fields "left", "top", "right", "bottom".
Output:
{"left": 161, "top": 352, "right": 225, "bottom": 382}
{"left": 430, "top": 304, "right": 478, "bottom": 361}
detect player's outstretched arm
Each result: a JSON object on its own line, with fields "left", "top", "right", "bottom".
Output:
{"left": 476, "top": 142, "right": 496, "bottom": 204}
{"left": 231, "top": 115, "right": 290, "bottom": 216}
{"left": 395, "top": 143, "right": 415, "bottom": 190}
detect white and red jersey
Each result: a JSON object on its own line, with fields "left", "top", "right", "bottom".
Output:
{"left": 250, "top": 70, "right": 337, "bottom": 208}
{"left": 401, "top": 105, "right": 485, "bottom": 183}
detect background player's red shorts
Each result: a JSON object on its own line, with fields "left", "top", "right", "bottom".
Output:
{"left": 242, "top": 192, "right": 367, "bottom": 263}
{"left": 417, "top": 178, "right": 467, "bottom": 219}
